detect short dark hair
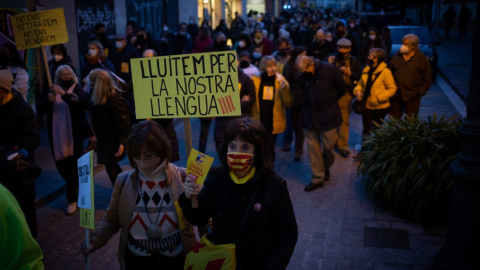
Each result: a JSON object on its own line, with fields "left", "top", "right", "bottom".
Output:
{"left": 126, "top": 120, "right": 172, "bottom": 168}
{"left": 94, "top": 23, "right": 105, "bottom": 31}
{"left": 50, "top": 44, "right": 67, "bottom": 57}
{"left": 219, "top": 117, "right": 274, "bottom": 176}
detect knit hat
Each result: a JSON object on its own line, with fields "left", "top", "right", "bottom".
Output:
{"left": 0, "top": 70, "right": 14, "bottom": 92}
{"left": 336, "top": 38, "right": 352, "bottom": 47}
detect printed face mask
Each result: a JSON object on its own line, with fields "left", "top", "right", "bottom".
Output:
{"left": 227, "top": 152, "right": 254, "bottom": 172}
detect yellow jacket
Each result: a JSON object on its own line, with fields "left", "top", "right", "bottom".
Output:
{"left": 353, "top": 62, "right": 397, "bottom": 110}
{"left": 251, "top": 73, "right": 293, "bottom": 134}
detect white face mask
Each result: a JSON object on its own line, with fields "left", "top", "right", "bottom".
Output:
{"left": 252, "top": 52, "right": 262, "bottom": 59}
{"left": 349, "top": 23, "right": 356, "bottom": 28}
{"left": 369, "top": 35, "right": 376, "bottom": 41}
{"left": 400, "top": 45, "right": 410, "bottom": 54}
{"left": 53, "top": 54, "right": 63, "bottom": 62}
{"left": 115, "top": 41, "right": 124, "bottom": 49}
{"left": 238, "top": 40, "right": 246, "bottom": 48}
{"left": 163, "top": 26, "right": 168, "bottom": 32}
{"left": 88, "top": 49, "right": 98, "bottom": 57}
{"left": 325, "top": 37, "right": 333, "bottom": 42}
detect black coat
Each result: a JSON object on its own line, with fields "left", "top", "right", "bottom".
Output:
{"left": 299, "top": 59, "right": 346, "bottom": 131}
{"left": 90, "top": 94, "right": 131, "bottom": 164}
{"left": 179, "top": 167, "right": 298, "bottom": 270}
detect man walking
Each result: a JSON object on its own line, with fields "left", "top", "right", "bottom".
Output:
{"left": 296, "top": 55, "right": 346, "bottom": 192}
{"left": 389, "top": 34, "right": 431, "bottom": 119}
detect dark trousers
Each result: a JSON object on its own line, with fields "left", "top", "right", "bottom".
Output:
{"left": 361, "top": 107, "right": 389, "bottom": 150}
{"left": 10, "top": 181, "right": 37, "bottom": 238}
{"left": 105, "top": 162, "right": 122, "bottom": 186}
{"left": 283, "top": 107, "right": 305, "bottom": 154}
{"left": 54, "top": 156, "right": 78, "bottom": 203}
{"left": 264, "top": 126, "right": 278, "bottom": 163}
{"left": 124, "top": 248, "right": 184, "bottom": 270}
{"left": 389, "top": 92, "right": 422, "bottom": 119}
{"left": 199, "top": 118, "right": 213, "bottom": 153}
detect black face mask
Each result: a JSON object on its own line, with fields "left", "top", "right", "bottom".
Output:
{"left": 277, "top": 49, "right": 287, "bottom": 57}
{"left": 337, "top": 30, "right": 346, "bottom": 37}
{"left": 61, "top": 79, "right": 75, "bottom": 89}
{"left": 136, "top": 35, "right": 145, "bottom": 43}
{"left": 98, "top": 32, "right": 107, "bottom": 39}
{"left": 216, "top": 41, "right": 227, "bottom": 48}
{"left": 239, "top": 60, "right": 250, "bottom": 69}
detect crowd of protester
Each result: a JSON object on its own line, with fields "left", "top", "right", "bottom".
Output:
{"left": 0, "top": 5, "right": 434, "bottom": 269}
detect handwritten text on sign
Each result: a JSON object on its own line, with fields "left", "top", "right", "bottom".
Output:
{"left": 10, "top": 8, "right": 68, "bottom": 50}
{"left": 130, "top": 51, "right": 241, "bottom": 119}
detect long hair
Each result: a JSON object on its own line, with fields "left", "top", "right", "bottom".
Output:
{"left": 88, "top": 68, "right": 117, "bottom": 106}
{"left": 87, "top": 40, "right": 105, "bottom": 57}
{"left": 54, "top": 65, "right": 79, "bottom": 86}
{"left": 125, "top": 120, "right": 172, "bottom": 170}
{"left": 219, "top": 117, "right": 274, "bottom": 176}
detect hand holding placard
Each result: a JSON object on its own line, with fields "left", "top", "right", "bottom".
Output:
{"left": 186, "top": 149, "right": 214, "bottom": 208}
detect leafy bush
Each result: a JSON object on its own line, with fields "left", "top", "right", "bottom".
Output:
{"left": 358, "top": 114, "right": 462, "bottom": 223}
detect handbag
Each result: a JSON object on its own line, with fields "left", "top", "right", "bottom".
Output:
{"left": 351, "top": 98, "right": 366, "bottom": 114}
{"left": 184, "top": 184, "right": 260, "bottom": 270}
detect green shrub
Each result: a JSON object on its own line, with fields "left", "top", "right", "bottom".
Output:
{"left": 358, "top": 114, "right": 462, "bottom": 223}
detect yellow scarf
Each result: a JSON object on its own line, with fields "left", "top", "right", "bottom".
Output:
{"left": 0, "top": 92, "right": 13, "bottom": 106}
{"left": 229, "top": 166, "right": 256, "bottom": 185}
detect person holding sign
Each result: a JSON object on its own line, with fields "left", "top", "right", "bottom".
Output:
{"left": 82, "top": 120, "right": 195, "bottom": 269}
{"left": 180, "top": 117, "right": 298, "bottom": 269}
{"left": 36, "top": 65, "right": 92, "bottom": 215}
{"left": 251, "top": 55, "right": 293, "bottom": 163}
{"left": 88, "top": 69, "right": 131, "bottom": 185}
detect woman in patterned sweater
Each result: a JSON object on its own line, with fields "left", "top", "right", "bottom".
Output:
{"left": 81, "top": 120, "right": 195, "bottom": 269}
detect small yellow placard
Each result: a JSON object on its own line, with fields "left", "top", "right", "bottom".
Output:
{"left": 130, "top": 51, "right": 241, "bottom": 119}
{"left": 10, "top": 8, "right": 68, "bottom": 50}
{"left": 186, "top": 148, "right": 214, "bottom": 186}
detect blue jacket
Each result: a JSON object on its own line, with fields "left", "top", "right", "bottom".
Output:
{"left": 299, "top": 59, "right": 346, "bottom": 131}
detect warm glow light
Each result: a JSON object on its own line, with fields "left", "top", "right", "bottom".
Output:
{"left": 203, "top": 0, "right": 208, "bottom": 3}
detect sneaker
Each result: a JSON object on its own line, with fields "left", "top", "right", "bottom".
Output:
{"left": 66, "top": 202, "right": 77, "bottom": 215}
{"left": 304, "top": 182, "right": 324, "bottom": 192}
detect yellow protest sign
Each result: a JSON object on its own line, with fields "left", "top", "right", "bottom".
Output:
{"left": 10, "top": 8, "right": 68, "bottom": 50}
{"left": 130, "top": 51, "right": 241, "bottom": 119}
{"left": 186, "top": 148, "right": 214, "bottom": 186}
{"left": 78, "top": 151, "right": 95, "bottom": 230}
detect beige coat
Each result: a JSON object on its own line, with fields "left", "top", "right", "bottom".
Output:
{"left": 89, "top": 163, "right": 195, "bottom": 269}
{"left": 251, "top": 72, "right": 293, "bottom": 134}
{"left": 353, "top": 62, "right": 397, "bottom": 110}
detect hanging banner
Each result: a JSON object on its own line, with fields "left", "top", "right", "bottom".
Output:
{"left": 130, "top": 51, "right": 241, "bottom": 119}
{"left": 78, "top": 151, "right": 95, "bottom": 230}
{"left": 10, "top": 8, "right": 68, "bottom": 50}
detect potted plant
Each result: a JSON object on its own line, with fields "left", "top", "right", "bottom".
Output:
{"left": 357, "top": 115, "right": 462, "bottom": 222}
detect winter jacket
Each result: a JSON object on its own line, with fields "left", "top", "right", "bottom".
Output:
{"left": 179, "top": 167, "right": 298, "bottom": 270}
{"left": 90, "top": 93, "right": 131, "bottom": 164}
{"left": 251, "top": 73, "right": 293, "bottom": 134}
{"left": 389, "top": 50, "right": 431, "bottom": 101}
{"left": 298, "top": 59, "right": 346, "bottom": 131}
{"left": 353, "top": 62, "right": 397, "bottom": 110}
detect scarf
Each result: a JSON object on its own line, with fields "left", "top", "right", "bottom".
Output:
{"left": 51, "top": 84, "right": 76, "bottom": 160}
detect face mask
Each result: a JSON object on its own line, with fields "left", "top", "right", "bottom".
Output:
{"left": 369, "top": 35, "right": 376, "bottom": 41}
{"left": 61, "top": 79, "right": 75, "bottom": 89}
{"left": 238, "top": 40, "right": 246, "bottom": 48}
{"left": 53, "top": 54, "right": 63, "bottom": 62}
{"left": 136, "top": 34, "right": 145, "bottom": 42}
{"left": 337, "top": 30, "right": 346, "bottom": 37}
{"left": 277, "top": 49, "right": 287, "bottom": 57}
{"left": 252, "top": 52, "right": 262, "bottom": 59}
{"left": 179, "top": 31, "right": 187, "bottom": 35}
{"left": 98, "top": 32, "right": 107, "bottom": 39}
{"left": 239, "top": 60, "right": 250, "bottom": 69}
{"left": 227, "top": 152, "right": 254, "bottom": 173}
{"left": 115, "top": 41, "right": 124, "bottom": 49}
{"left": 290, "top": 19, "right": 296, "bottom": 24}
{"left": 302, "top": 72, "right": 313, "bottom": 80}
{"left": 400, "top": 45, "right": 410, "bottom": 54}
{"left": 163, "top": 26, "right": 169, "bottom": 32}
{"left": 349, "top": 23, "right": 356, "bottom": 29}
{"left": 189, "top": 20, "right": 194, "bottom": 24}
{"left": 325, "top": 37, "right": 333, "bottom": 42}
{"left": 88, "top": 49, "right": 98, "bottom": 57}
{"left": 135, "top": 157, "right": 161, "bottom": 175}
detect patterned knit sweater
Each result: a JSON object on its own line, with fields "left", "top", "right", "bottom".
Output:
{"left": 127, "top": 160, "right": 182, "bottom": 256}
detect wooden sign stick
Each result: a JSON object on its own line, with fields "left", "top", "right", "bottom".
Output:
{"left": 41, "top": 46, "right": 53, "bottom": 87}
{"left": 183, "top": 118, "right": 198, "bottom": 208}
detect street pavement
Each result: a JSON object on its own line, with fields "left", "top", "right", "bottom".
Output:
{"left": 31, "top": 32, "right": 473, "bottom": 269}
